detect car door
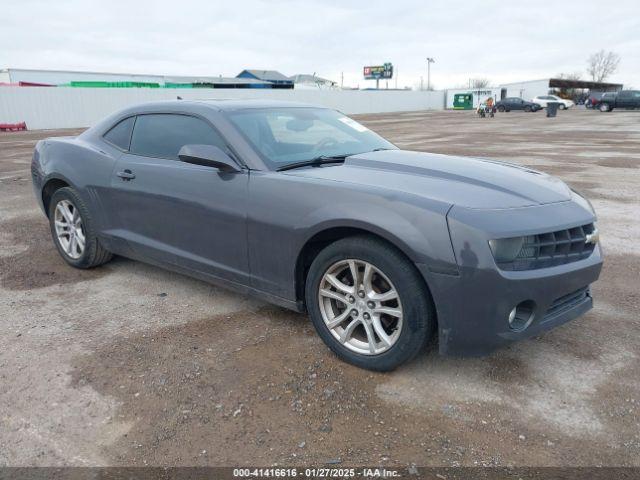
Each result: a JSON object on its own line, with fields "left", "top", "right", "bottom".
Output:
{"left": 617, "top": 91, "right": 638, "bottom": 109}
{"left": 108, "top": 113, "right": 250, "bottom": 285}
{"left": 506, "top": 98, "right": 519, "bottom": 110}
{"left": 615, "top": 91, "right": 629, "bottom": 108}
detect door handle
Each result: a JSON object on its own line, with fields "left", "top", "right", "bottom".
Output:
{"left": 117, "top": 169, "right": 136, "bottom": 181}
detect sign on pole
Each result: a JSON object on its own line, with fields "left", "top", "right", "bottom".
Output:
{"left": 363, "top": 63, "right": 393, "bottom": 80}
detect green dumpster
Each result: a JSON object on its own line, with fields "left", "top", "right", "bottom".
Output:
{"left": 453, "top": 93, "right": 473, "bottom": 110}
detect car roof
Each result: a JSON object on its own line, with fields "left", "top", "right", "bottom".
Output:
{"left": 118, "top": 99, "right": 322, "bottom": 113}
{"left": 201, "top": 98, "right": 322, "bottom": 111}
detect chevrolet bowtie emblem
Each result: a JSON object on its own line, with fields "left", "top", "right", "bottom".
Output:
{"left": 585, "top": 229, "right": 599, "bottom": 245}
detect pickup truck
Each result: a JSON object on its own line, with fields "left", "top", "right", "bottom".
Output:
{"left": 598, "top": 90, "right": 640, "bottom": 112}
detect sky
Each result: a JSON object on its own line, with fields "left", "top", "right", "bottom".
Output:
{"left": 2, "top": 0, "right": 639, "bottom": 89}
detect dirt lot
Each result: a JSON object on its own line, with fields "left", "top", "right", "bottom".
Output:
{"left": 0, "top": 109, "right": 638, "bottom": 468}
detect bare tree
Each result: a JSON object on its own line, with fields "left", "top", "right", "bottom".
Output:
{"left": 587, "top": 50, "right": 620, "bottom": 82}
{"left": 556, "top": 72, "right": 582, "bottom": 81}
{"left": 469, "top": 78, "right": 491, "bottom": 88}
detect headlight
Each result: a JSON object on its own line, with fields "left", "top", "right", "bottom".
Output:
{"left": 571, "top": 188, "right": 596, "bottom": 215}
{"left": 488, "top": 237, "right": 524, "bottom": 263}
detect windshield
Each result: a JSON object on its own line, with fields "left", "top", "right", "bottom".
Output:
{"left": 226, "top": 107, "right": 396, "bottom": 170}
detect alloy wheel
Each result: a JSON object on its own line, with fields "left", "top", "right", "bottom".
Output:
{"left": 318, "top": 259, "right": 403, "bottom": 355}
{"left": 54, "top": 199, "right": 85, "bottom": 259}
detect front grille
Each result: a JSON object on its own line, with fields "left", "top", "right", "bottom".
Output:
{"left": 497, "top": 223, "right": 596, "bottom": 271}
{"left": 544, "top": 286, "right": 589, "bottom": 318}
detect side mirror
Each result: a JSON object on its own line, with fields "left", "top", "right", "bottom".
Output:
{"left": 178, "top": 144, "right": 241, "bottom": 173}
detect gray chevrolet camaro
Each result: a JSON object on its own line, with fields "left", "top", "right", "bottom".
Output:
{"left": 31, "top": 100, "right": 602, "bottom": 371}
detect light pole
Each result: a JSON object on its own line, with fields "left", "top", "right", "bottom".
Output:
{"left": 426, "top": 57, "right": 435, "bottom": 91}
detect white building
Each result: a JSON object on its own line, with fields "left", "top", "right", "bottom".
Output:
{"left": 0, "top": 68, "right": 271, "bottom": 88}
{"left": 289, "top": 74, "right": 337, "bottom": 90}
{"left": 444, "top": 79, "right": 625, "bottom": 108}
{"left": 498, "top": 78, "right": 623, "bottom": 101}
{"left": 498, "top": 79, "right": 552, "bottom": 100}
{"left": 0, "top": 68, "right": 163, "bottom": 85}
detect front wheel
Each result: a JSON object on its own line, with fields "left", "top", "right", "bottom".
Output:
{"left": 305, "top": 236, "right": 435, "bottom": 371}
{"left": 49, "top": 187, "right": 113, "bottom": 268}
{"left": 497, "top": 106, "right": 506, "bottom": 112}
{"left": 559, "top": 104, "right": 567, "bottom": 110}
{"left": 599, "top": 103, "right": 611, "bottom": 112}
{"left": 524, "top": 105, "right": 532, "bottom": 112}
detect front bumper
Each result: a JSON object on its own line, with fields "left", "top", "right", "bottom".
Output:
{"left": 419, "top": 199, "right": 603, "bottom": 356}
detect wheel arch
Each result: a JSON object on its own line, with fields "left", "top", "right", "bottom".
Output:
{"left": 293, "top": 224, "right": 437, "bottom": 323}
{"left": 41, "top": 176, "right": 72, "bottom": 217}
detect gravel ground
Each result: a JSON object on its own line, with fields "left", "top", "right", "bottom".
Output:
{"left": 0, "top": 108, "right": 638, "bottom": 467}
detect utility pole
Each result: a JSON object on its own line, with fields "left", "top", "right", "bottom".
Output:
{"left": 426, "top": 57, "right": 435, "bottom": 91}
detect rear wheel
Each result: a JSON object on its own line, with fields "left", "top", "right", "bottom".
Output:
{"left": 305, "top": 235, "right": 434, "bottom": 371}
{"left": 497, "top": 105, "right": 506, "bottom": 112}
{"left": 48, "top": 187, "right": 112, "bottom": 268}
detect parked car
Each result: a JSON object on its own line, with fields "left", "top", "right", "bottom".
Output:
{"left": 495, "top": 97, "right": 542, "bottom": 112}
{"left": 31, "top": 100, "right": 602, "bottom": 371}
{"left": 532, "top": 95, "right": 575, "bottom": 110}
{"left": 598, "top": 90, "right": 640, "bottom": 112}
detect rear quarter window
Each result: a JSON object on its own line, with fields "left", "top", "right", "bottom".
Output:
{"left": 103, "top": 116, "right": 135, "bottom": 150}
{"left": 129, "top": 114, "right": 226, "bottom": 160}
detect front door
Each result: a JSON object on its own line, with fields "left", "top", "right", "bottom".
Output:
{"left": 616, "top": 91, "right": 633, "bottom": 108}
{"left": 108, "top": 113, "right": 250, "bottom": 284}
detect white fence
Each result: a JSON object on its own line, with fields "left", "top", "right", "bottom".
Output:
{"left": 0, "top": 87, "right": 445, "bottom": 130}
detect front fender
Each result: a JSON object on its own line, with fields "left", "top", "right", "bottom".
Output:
{"left": 247, "top": 171, "right": 459, "bottom": 302}
{"left": 295, "top": 200, "right": 458, "bottom": 275}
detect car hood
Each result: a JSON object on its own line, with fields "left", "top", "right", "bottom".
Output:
{"left": 285, "top": 150, "right": 572, "bottom": 209}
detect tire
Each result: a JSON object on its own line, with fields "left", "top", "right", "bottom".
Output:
{"left": 305, "top": 235, "right": 435, "bottom": 371}
{"left": 599, "top": 103, "right": 611, "bottom": 112}
{"left": 48, "top": 187, "right": 113, "bottom": 269}
{"left": 559, "top": 104, "right": 567, "bottom": 110}
{"left": 524, "top": 105, "right": 532, "bottom": 112}
{"left": 497, "top": 106, "right": 506, "bottom": 112}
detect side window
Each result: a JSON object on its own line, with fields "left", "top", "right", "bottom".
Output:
{"left": 103, "top": 116, "right": 135, "bottom": 150}
{"left": 129, "top": 114, "right": 226, "bottom": 160}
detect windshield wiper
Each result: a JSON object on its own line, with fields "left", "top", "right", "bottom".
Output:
{"left": 276, "top": 155, "right": 348, "bottom": 172}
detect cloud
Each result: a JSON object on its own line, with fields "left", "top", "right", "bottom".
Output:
{"left": 2, "top": 0, "right": 639, "bottom": 88}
